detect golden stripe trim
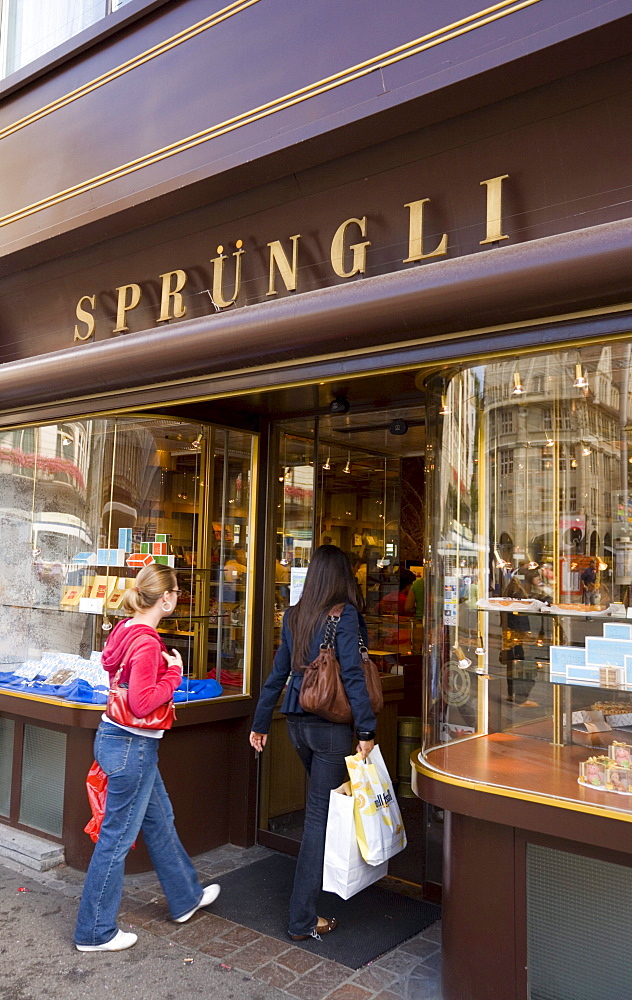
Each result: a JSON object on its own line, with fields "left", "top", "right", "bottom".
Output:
{"left": 0, "top": 0, "right": 261, "bottom": 143}
{"left": 414, "top": 749, "right": 632, "bottom": 824}
{"left": 1, "top": 300, "right": 631, "bottom": 426}
{"left": 3, "top": 297, "right": 630, "bottom": 425}
{"left": 1, "top": 301, "right": 631, "bottom": 426}
{"left": 0, "top": 0, "right": 542, "bottom": 231}
{"left": 0, "top": 687, "right": 251, "bottom": 709}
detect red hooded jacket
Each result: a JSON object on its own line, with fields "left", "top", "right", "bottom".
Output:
{"left": 101, "top": 620, "right": 181, "bottom": 719}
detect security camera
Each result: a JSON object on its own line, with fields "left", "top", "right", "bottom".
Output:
{"left": 389, "top": 418, "right": 408, "bottom": 435}
{"left": 329, "top": 398, "right": 350, "bottom": 415}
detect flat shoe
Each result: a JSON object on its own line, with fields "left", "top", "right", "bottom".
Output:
{"left": 76, "top": 930, "right": 137, "bottom": 952}
{"left": 174, "top": 883, "right": 221, "bottom": 923}
{"left": 290, "top": 916, "right": 338, "bottom": 941}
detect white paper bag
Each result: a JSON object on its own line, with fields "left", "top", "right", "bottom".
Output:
{"left": 322, "top": 788, "right": 388, "bottom": 899}
{"left": 346, "top": 744, "right": 407, "bottom": 866}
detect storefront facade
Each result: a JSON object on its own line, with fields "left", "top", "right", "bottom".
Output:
{"left": 1, "top": 2, "right": 632, "bottom": 995}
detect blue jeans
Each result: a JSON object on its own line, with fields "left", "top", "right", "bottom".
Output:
{"left": 285, "top": 715, "right": 353, "bottom": 936}
{"left": 74, "top": 721, "right": 203, "bottom": 946}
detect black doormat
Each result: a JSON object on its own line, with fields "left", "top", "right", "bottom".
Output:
{"left": 212, "top": 852, "right": 440, "bottom": 969}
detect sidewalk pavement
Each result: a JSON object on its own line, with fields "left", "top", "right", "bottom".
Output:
{"left": 0, "top": 845, "right": 442, "bottom": 1000}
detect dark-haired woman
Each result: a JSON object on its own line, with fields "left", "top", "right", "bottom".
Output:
{"left": 249, "top": 544, "right": 377, "bottom": 941}
{"left": 74, "top": 564, "right": 220, "bottom": 952}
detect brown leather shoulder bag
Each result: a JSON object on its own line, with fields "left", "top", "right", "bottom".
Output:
{"left": 298, "top": 604, "right": 383, "bottom": 724}
{"left": 106, "top": 637, "right": 177, "bottom": 731}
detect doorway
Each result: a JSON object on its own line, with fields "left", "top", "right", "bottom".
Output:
{"left": 256, "top": 404, "right": 442, "bottom": 896}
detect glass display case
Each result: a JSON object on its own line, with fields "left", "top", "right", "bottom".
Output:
{"left": 421, "top": 344, "right": 632, "bottom": 820}
{"left": 0, "top": 415, "right": 257, "bottom": 708}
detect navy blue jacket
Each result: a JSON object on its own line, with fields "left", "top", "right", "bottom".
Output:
{"left": 251, "top": 603, "right": 377, "bottom": 734}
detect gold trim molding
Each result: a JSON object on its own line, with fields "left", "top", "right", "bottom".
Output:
{"left": 0, "top": 0, "right": 261, "bottom": 143}
{"left": 0, "top": 0, "right": 542, "bottom": 231}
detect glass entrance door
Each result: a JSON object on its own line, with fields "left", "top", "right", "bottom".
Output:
{"left": 257, "top": 407, "right": 440, "bottom": 891}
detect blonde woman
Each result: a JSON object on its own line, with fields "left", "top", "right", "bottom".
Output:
{"left": 74, "top": 564, "right": 220, "bottom": 952}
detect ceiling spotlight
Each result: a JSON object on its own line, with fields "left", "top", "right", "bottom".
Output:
{"left": 322, "top": 451, "right": 331, "bottom": 471}
{"left": 512, "top": 371, "right": 524, "bottom": 395}
{"left": 440, "top": 395, "right": 450, "bottom": 415}
{"left": 389, "top": 418, "right": 408, "bottom": 436}
{"left": 582, "top": 444, "right": 591, "bottom": 456}
{"left": 545, "top": 437, "right": 554, "bottom": 448}
{"left": 573, "top": 363, "right": 588, "bottom": 389}
{"left": 570, "top": 457, "right": 578, "bottom": 469}
{"left": 329, "top": 397, "right": 350, "bottom": 415}
{"left": 191, "top": 431, "right": 203, "bottom": 449}
{"left": 343, "top": 452, "right": 351, "bottom": 474}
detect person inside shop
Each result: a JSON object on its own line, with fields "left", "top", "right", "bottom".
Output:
{"left": 74, "top": 564, "right": 221, "bottom": 953}
{"left": 404, "top": 569, "right": 424, "bottom": 619}
{"left": 249, "top": 544, "right": 376, "bottom": 942}
{"left": 581, "top": 558, "right": 599, "bottom": 605}
{"left": 375, "top": 569, "right": 416, "bottom": 616}
{"left": 223, "top": 546, "right": 248, "bottom": 601}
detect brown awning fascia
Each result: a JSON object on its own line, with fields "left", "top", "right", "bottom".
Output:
{"left": 0, "top": 216, "right": 631, "bottom": 414}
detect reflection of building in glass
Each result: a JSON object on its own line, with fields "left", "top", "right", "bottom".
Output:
{"left": 483, "top": 347, "right": 627, "bottom": 594}
{"left": 0, "top": 421, "right": 94, "bottom": 574}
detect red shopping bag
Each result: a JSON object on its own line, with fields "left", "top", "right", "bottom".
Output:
{"left": 84, "top": 760, "right": 107, "bottom": 843}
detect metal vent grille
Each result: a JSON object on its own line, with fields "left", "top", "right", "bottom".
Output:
{"left": 527, "top": 843, "right": 632, "bottom": 1000}
{"left": 0, "top": 717, "right": 14, "bottom": 817}
{"left": 19, "top": 724, "right": 66, "bottom": 836}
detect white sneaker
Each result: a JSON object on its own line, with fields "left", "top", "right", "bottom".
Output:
{"left": 76, "top": 930, "right": 137, "bottom": 952}
{"left": 174, "top": 883, "right": 221, "bottom": 923}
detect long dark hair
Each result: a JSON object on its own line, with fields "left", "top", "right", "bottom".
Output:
{"left": 286, "top": 545, "right": 362, "bottom": 668}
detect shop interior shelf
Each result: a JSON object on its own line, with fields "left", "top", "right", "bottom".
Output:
{"left": 476, "top": 606, "right": 628, "bottom": 621}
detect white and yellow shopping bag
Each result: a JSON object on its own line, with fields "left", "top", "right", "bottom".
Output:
{"left": 345, "top": 744, "right": 407, "bottom": 865}
{"left": 322, "top": 786, "right": 388, "bottom": 898}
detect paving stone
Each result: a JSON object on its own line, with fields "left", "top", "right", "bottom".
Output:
{"left": 283, "top": 961, "right": 351, "bottom": 1000}
{"left": 421, "top": 952, "right": 441, "bottom": 974}
{"left": 253, "top": 961, "right": 299, "bottom": 989}
{"left": 198, "top": 938, "right": 242, "bottom": 959}
{"left": 119, "top": 900, "right": 170, "bottom": 927}
{"left": 372, "top": 990, "right": 405, "bottom": 1000}
{"left": 219, "top": 924, "right": 262, "bottom": 946}
{"left": 374, "top": 951, "right": 421, "bottom": 975}
{"left": 351, "top": 966, "right": 398, "bottom": 992}
{"left": 419, "top": 921, "right": 441, "bottom": 943}
{"left": 406, "top": 979, "right": 442, "bottom": 1000}
{"left": 171, "top": 912, "right": 237, "bottom": 944}
{"left": 406, "top": 965, "right": 442, "bottom": 1000}
{"left": 398, "top": 938, "right": 440, "bottom": 961}
{"left": 409, "top": 965, "right": 441, "bottom": 985}
{"left": 277, "top": 947, "right": 323, "bottom": 974}
{"left": 229, "top": 934, "right": 291, "bottom": 972}
{"left": 324, "top": 983, "right": 373, "bottom": 1000}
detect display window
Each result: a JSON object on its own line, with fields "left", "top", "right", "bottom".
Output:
{"left": 421, "top": 342, "right": 632, "bottom": 817}
{"left": 0, "top": 415, "right": 257, "bottom": 707}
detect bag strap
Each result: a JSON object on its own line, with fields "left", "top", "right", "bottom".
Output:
{"left": 321, "top": 603, "right": 345, "bottom": 649}
{"left": 111, "top": 636, "right": 144, "bottom": 686}
{"left": 322, "top": 605, "right": 370, "bottom": 658}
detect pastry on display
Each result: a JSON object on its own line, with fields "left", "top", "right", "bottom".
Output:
{"left": 579, "top": 746, "right": 632, "bottom": 794}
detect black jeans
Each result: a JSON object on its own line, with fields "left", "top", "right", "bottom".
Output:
{"left": 285, "top": 715, "right": 353, "bottom": 936}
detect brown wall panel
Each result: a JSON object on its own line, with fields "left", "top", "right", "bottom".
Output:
{"left": 0, "top": 50, "right": 631, "bottom": 369}
{"left": 0, "top": 1, "right": 629, "bottom": 264}
{"left": 442, "top": 812, "right": 516, "bottom": 1000}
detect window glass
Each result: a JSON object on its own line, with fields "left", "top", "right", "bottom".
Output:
{"left": 424, "top": 343, "right": 632, "bottom": 779}
{"left": 0, "top": 415, "right": 256, "bottom": 705}
{"left": 1, "top": 0, "right": 134, "bottom": 77}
